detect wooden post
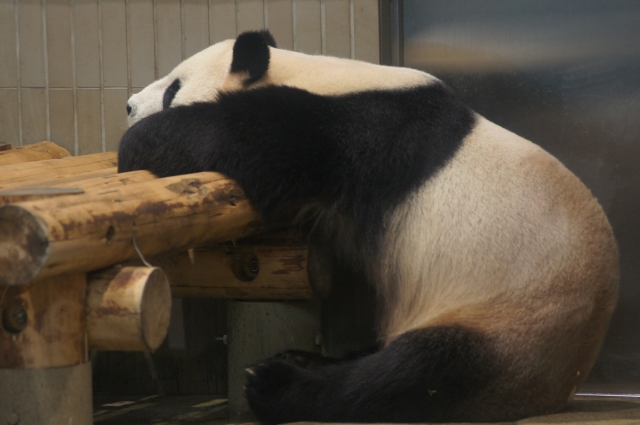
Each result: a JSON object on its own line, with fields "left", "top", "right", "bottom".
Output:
{"left": 0, "top": 141, "right": 71, "bottom": 166}
{"left": 0, "top": 274, "right": 92, "bottom": 425}
{"left": 87, "top": 266, "right": 172, "bottom": 351}
{"left": 0, "top": 172, "right": 262, "bottom": 286}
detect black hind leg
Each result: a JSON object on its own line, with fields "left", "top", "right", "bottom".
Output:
{"left": 245, "top": 326, "right": 498, "bottom": 423}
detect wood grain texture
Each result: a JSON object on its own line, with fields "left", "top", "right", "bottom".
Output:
{"left": 0, "top": 172, "right": 262, "bottom": 285}
{"left": 0, "top": 141, "right": 70, "bottom": 166}
{"left": 87, "top": 266, "right": 172, "bottom": 351}
{"left": 0, "top": 151, "right": 117, "bottom": 189}
{"left": 158, "top": 235, "right": 316, "bottom": 300}
{"left": 0, "top": 274, "right": 87, "bottom": 368}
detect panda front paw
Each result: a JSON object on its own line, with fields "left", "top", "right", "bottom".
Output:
{"left": 245, "top": 358, "right": 306, "bottom": 423}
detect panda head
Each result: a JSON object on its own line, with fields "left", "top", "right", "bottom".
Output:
{"left": 127, "top": 30, "right": 436, "bottom": 126}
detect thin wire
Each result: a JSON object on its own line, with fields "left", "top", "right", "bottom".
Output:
{"left": 132, "top": 223, "right": 153, "bottom": 268}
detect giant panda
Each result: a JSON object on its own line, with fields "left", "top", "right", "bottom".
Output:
{"left": 119, "top": 30, "right": 619, "bottom": 423}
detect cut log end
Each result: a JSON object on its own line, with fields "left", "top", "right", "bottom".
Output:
{"left": 87, "top": 266, "right": 172, "bottom": 351}
{"left": 140, "top": 267, "right": 172, "bottom": 351}
{"left": 0, "top": 205, "right": 50, "bottom": 286}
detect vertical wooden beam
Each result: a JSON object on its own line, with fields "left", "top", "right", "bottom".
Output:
{"left": 0, "top": 273, "right": 91, "bottom": 424}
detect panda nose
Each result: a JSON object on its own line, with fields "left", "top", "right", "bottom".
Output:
{"left": 126, "top": 104, "right": 132, "bottom": 115}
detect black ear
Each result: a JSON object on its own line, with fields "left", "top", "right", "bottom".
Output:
{"left": 231, "top": 30, "right": 276, "bottom": 84}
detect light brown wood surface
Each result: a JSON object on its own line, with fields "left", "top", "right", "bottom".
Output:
{"left": 0, "top": 169, "right": 156, "bottom": 205}
{"left": 158, "top": 235, "right": 317, "bottom": 300}
{"left": 0, "top": 151, "right": 117, "bottom": 189}
{"left": 0, "top": 141, "right": 71, "bottom": 166}
{"left": 0, "top": 274, "right": 87, "bottom": 368}
{"left": 0, "top": 167, "right": 117, "bottom": 191}
{"left": 87, "top": 266, "right": 171, "bottom": 351}
{"left": 0, "top": 172, "right": 262, "bottom": 286}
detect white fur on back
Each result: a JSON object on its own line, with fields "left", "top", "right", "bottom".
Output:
{"left": 378, "top": 116, "right": 605, "bottom": 341}
{"left": 127, "top": 39, "right": 437, "bottom": 125}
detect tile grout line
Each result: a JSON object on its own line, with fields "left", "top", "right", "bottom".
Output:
{"left": 263, "top": 0, "right": 268, "bottom": 30}
{"left": 292, "top": 0, "right": 297, "bottom": 51}
{"left": 97, "top": 0, "right": 106, "bottom": 152}
{"left": 153, "top": 0, "right": 159, "bottom": 79}
{"left": 208, "top": 0, "right": 213, "bottom": 45}
{"left": 320, "top": 0, "right": 326, "bottom": 55}
{"left": 43, "top": 0, "right": 51, "bottom": 142}
{"left": 125, "top": 0, "right": 132, "bottom": 99}
{"left": 70, "top": 0, "right": 79, "bottom": 155}
{"left": 181, "top": 0, "right": 186, "bottom": 60}
{"left": 14, "top": 0, "right": 23, "bottom": 146}
{"left": 349, "top": 0, "right": 355, "bottom": 59}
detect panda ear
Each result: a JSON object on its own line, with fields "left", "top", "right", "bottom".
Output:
{"left": 231, "top": 30, "right": 276, "bottom": 84}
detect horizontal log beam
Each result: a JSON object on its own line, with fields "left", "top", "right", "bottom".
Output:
{"left": 0, "top": 170, "right": 156, "bottom": 205}
{"left": 87, "top": 266, "right": 171, "bottom": 351}
{"left": 0, "top": 141, "right": 71, "bottom": 166}
{"left": 0, "top": 167, "right": 117, "bottom": 191}
{"left": 0, "top": 172, "right": 262, "bottom": 286}
{"left": 157, "top": 235, "right": 323, "bottom": 300}
{"left": 0, "top": 151, "right": 117, "bottom": 189}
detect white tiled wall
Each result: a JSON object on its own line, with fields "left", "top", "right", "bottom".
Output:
{"left": 0, "top": 0, "right": 379, "bottom": 154}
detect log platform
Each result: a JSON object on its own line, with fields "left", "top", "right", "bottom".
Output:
{"left": 0, "top": 142, "right": 328, "bottom": 425}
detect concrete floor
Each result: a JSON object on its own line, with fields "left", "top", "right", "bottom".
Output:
{"left": 93, "top": 395, "right": 640, "bottom": 424}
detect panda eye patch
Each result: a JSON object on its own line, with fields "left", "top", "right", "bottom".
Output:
{"left": 162, "top": 79, "right": 181, "bottom": 109}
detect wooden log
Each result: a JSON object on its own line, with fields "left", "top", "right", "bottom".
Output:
{"left": 0, "top": 141, "right": 71, "bottom": 166}
{"left": 0, "top": 187, "right": 85, "bottom": 206}
{"left": 0, "top": 143, "right": 11, "bottom": 151}
{"left": 0, "top": 172, "right": 263, "bottom": 286}
{"left": 0, "top": 274, "right": 87, "bottom": 369}
{"left": 158, "top": 234, "right": 325, "bottom": 300}
{"left": 87, "top": 266, "right": 172, "bottom": 351}
{"left": 0, "top": 151, "right": 117, "bottom": 189}
{"left": 0, "top": 167, "right": 117, "bottom": 191}
{"left": 0, "top": 170, "right": 156, "bottom": 205}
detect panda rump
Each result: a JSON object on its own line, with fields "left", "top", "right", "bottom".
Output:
{"left": 118, "top": 30, "right": 619, "bottom": 423}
